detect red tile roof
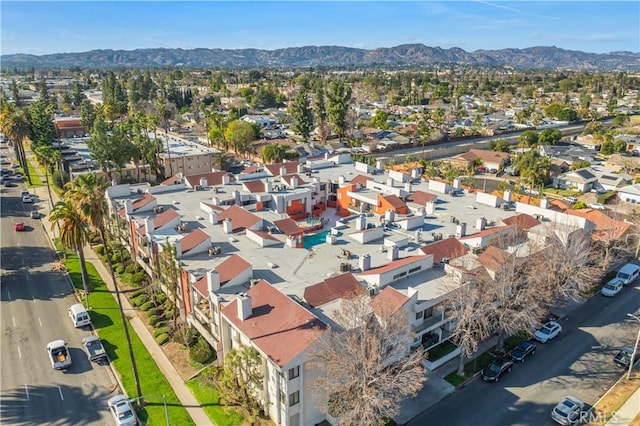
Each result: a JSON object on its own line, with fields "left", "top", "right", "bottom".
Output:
{"left": 419, "top": 237, "right": 468, "bottom": 263}
{"left": 407, "top": 190, "right": 438, "bottom": 205}
{"left": 192, "top": 276, "right": 209, "bottom": 297}
{"left": 132, "top": 193, "right": 156, "bottom": 210}
{"left": 358, "top": 255, "right": 428, "bottom": 275}
{"left": 221, "top": 281, "right": 326, "bottom": 368}
{"left": 136, "top": 208, "right": 180, "bottom": 236}
{"left": 501, "top": 214, "right": 540, "bottom": 230}
{"left": 217, "top": 205, "right": 261, "bottom": 233}
{"left": 476, "top": 245, "right": 512, "bottom": 271}
{"left": 160, "top": 174, "right": 183, "bottom": 186}
{"left": 468, "top": 148, "right": 510, "bottom": 163}
{"left": 180, "top": 228, "right": 210, "bottom": 254}
{"left": 242, "top": 165, "right": 261, "bottom": 174}
{"left": 370, "top": 286, "right": 409, "bottom": 316}
{"left": 283, "top": 174, "right": 306, "bottom": 186}
{"left": 243, "top": 180, "right": 266, "bottom": 193}
{"left": 264, "top": 161, "right": 299, "bottom": 177}
{"left": 216, "top": 254, "right": 252, "bottom": 284}
{"left": 382, "top": 194, "right": 407, "bottom": 209}
{"left": 273, "top": 218, "right": 302, "bottom": 236}
{"left": 303, "top": 273, "right": 364, "bottom": 308}
{"left": 185, "top": 171, "right": 228, "bottom": 188}
{"left": 349, "top": 174, "right": 374, "bottom": 188}
{"left": 566, "top": 209, "right": 631, "bottom": 241}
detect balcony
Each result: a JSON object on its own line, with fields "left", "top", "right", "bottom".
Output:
{"left": 412, "top": 313, "right": 446, "bottom": 333}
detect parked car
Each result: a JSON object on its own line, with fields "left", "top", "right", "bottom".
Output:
{"left": 601, "top": 278, "right": 624, "bottom": 297}
{"left": 30, "top": 210, "right": 39, "bottom": 219}
{"left": 508, "top": 341, "right": 537, "bottom": 362}
{"left": 107, "top": 394, "right": 139, "bottom": 426}
{"left": 21, "top": 194, "right": 33, "bottom": 203}
{"left": 82, "top": 335, "right": 108, "bottom": 363}
{"left": 46, "top": 340, "right": 72, "bottom": 370}
{"left": 488, "top": 168, "right": 498, "bottom": 174}
{"left": 13, "top": 221, "right": 25, "bottom": 231}
{"left": 534, "top": 321, "right": 562, "bottom": 343}
{"left": 588, "top": 203, "right": 605, "bottom": 210}
{"left": 614, "top": 347, "right": 639, "bottom": 368}
{"left": 551, "top": 395, "right": 585, "bottom": 425}
{"left": 4, "top": 180, "right": 15, "bottom": 187}
{"left": 481, "top": 357, "right": 513, "bottom": 382}
{"left": 562, "top": 196, "right": 578, "bottom": 204}
{"left": 13, "top": 174, "right": 23, "bottom": 181}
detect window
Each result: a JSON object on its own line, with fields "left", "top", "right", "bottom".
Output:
{"left": 392, "top": 271, "right": 407, "bottom": 280}
{"left": 409, "top": 266, "right": 422, "bottom": 274}
{"left": 288, "top": 366, "right": 299, "bottom": 380}
{"left": 289, "top": 391, "right": 300, "bottom": 406}
{"left": 415, "top": 311, "right": 424, "bottom": 320}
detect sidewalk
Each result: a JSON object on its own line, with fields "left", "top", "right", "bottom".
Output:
{"left": 397, "top": 296, "right": 589, "bottom": 424}
{"left": 606, "top": 385, "right": 640, "bottom": 426}
{"left": 27, "top": 156, "right": 212, "bottom": 426}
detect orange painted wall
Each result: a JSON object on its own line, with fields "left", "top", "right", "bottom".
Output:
{"left": 375, "top": 194, "right": 408, "bottom": 215}
{"left": 336, "top": 184, "right": 356, "bottom": 213}
{"left": 286, "top": 198, "right": 307, "bottom": 216}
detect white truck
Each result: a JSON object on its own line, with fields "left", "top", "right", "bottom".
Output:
{"left": 47, "top": 340, "right": 72, "bottom": 370}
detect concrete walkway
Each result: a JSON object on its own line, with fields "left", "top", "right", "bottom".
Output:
{"left": 27, "top": 155, "right": 212, "bottom": 426}
{"left": 606, "top": 385, "right": 640, "bottom": 426}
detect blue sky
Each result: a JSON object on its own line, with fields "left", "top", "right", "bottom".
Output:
{"left": 1, "top": 1, "right": 638, "bottom": 56}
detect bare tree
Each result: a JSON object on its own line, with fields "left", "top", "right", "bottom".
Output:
{"left": 307, "top": 292, "right": 425, "bottom": 426}
{"left": 445, "top": 276, "right": 495, "bottom": 375}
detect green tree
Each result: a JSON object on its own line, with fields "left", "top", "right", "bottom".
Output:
{"left": 489, "top": 138, "right": 510, "bottom": 152}
{"left": 538, "top": 128, "right": 562, "bottom": 146}
{"left": 72, "top": 82, "right": 86, "bottom": 106}
{"left": 33, "top": 144, "right": 56, "bottom": 209}
{"left": 214, "top": 346, "right": 264, "bottom": 422}
{"left": 570, "top": 160, "right": 591, "bottom": 170}
{"left": 514, "top": 150, "right": 551, "bottom": 195}
{"left": 370, "top": 109, "right": 390, "bottom": 130}
{"left": 290, "top": 87, "right": 313, "bottom": 141}
{"left": 27, "top": 99, "right": 56, "bottom": 147}
{"left": 518, "top": 130, "right": 539, "bottom": 148}
{"left": 79, "top": 99, "right": 97, "bottom": 132}
{"left": 160, "top": 238, "right": 181, "bottom": 329}
{"left": 261, "top": 143, "right": 287, "bottom": 164}
{"left": 0, "top": 105, "right": 32, "bottom": 184}
{"left": 88, "top": 115, "right": 135, "bottom": 180}
{"left": 327, "top": 80, "right": 352, "bottom": 143}
{"left": 49, "top": 199, "right": 91, "bottom": 306}
{"left": 224, "top": 120, "right": 256, "bottom": 155}
{"left": 314, "top": 84, "right": 330, "bottom": 142}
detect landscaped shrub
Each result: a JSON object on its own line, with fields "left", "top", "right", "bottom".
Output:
{"left": 141, "top": 300, "right": 157, "bottom": 312}
{"left": 173, "top": 325, "right": 197, "bottom": 347}
{"left": 115, "top": 264, "right": 126, "bottom": 275}
{"left": 130, "top": 289, "right": 147, "bottom": 299}
{"left": 148, "top": 307, "right": 164, "bottom": 317}
{"left": 155, "top": 333, "right": 170, "bottom": 345}
{"left": 189, "top": 338, "right": 213, "bottom": 364}
{"left": 131, "top": 294, "right": 149, "bottom": 307}
{"left": 148, "top": 314, "right": 160, "bottom": 327}
{"left": 154, "top": 293, "right": 167, "bottom": 304}
{"left": 111, "top": 252, "right": 123, "bottom": 263}
{"left": 153, "top": 327, "right": 171, "bottom": 338}
{"left": 125, "top": 263, "right": 139, "bottom": 274}
{"left": 131, "top": 272, "right": 146, "bottom": 286}
{"left": 100, "top": 255, "right": 108, "bottom": 264}
{"left": 95, "top": 245, "right": 105, "bottom": 256}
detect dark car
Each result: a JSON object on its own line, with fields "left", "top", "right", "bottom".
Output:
{"left": 481, "top": 357, "right": 514, "bottom": 382}
{"left": 509, "top": 341, "right": 537, "bottom": 362}
{"left": 614, "top": 348, "right": 639, "bottom": 368}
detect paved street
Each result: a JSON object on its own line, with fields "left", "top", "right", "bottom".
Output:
{"left": 407, "top": 279, "right": 640, "bottom": 426}
{"left": 0, "top": 182, "right": 116, "bottom": 425}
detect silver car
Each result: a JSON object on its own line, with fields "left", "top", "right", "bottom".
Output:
{"left": 108, "top": 395, "right": 139, "bottom": 426}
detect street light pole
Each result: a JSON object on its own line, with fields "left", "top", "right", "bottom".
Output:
{"left": 627, "top": 313, "right": 640, "bottom": 380}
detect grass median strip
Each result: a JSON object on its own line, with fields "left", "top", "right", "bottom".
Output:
{"left": 60, "top": 246, "right": 194, "bottom": 426}
{"left": 187, "top": 377, "right": 245, "bottom": 426}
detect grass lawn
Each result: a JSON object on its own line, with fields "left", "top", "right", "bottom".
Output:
{"left": 588, "top": 370, "right": 639, "bottom": 425}
{"left": 543, "top": 188, "right": 582, "bottom": 197}
{"left": 24, "top": 159, "right": 43, "bottom": 187}
{"left": 60, "top": 246, "right": 194, "bottom": 426}
{"left": 444, "top": 349, "right": 496, "bottom": 387}
{"left": 186, "top": 378, "right": 245, "bottom": 426}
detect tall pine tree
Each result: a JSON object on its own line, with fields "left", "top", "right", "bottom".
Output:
{"left": 290, "top": 87, "right": 313, "bottom": 142}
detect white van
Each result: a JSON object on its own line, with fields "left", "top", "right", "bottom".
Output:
{"left": 616, "top": 263, "right": 640, "bottom": 286}
{"left": 68, "top": 303, "right": 91, "bottom": 327}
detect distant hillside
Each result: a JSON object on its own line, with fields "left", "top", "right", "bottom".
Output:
{"left": 2, "top": 44, "right": 639, "bottom": 71}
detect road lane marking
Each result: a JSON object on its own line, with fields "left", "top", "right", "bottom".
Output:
{"left": 17, "top": 346, "right": 21, "bottom": 359}
{"left": 7, "top": 291, "right": 11, "bottom": 300}
{"left": 24, "top": 384, "right": 29, "bottom": 400}
{"left": 12, "top": 317, "right": 16, "bottom": 327}
{"left": 38, "top": 317, "right": 42, "bottom": 327}
{"left": 57, "top": 386, "right": 64, "bottom": 400}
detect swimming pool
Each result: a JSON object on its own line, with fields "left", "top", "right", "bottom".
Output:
{"left": 303, "top": 231, "right": 329, "bottom": 249}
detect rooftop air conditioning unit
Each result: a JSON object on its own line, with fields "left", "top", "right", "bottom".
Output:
{"left": 195, "top": 185, "right": 203, "bottom": 191}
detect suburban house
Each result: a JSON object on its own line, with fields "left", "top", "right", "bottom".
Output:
{"left": 617, "top": 183, "right": 640, "bottom": 204}
{"left": 553, "top": 167, "right": 631, "bottom": 192}
{"left": 447, "top": 149, "right": 510, "bottom": 171}
{"left": 54, "top": 116, "right": 85, "bottom": 138}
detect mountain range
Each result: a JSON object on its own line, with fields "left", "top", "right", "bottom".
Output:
{"left": 2, "top": 44, "right": 639, "bottom": 71}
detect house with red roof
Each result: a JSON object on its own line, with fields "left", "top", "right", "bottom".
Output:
{"left": 220, "top": 281, "right": 328, "bottom": 426}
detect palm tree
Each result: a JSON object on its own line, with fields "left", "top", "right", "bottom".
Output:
{"left": 33, "top": 145, "right": 55, "bottom": 209}
{"left": 64, "top": 173, "right": 143, "bottom": 399}
{"left": 160, "top": 238, "right": 181, "bottom": 329}
{"left": 0, "top": 106, "right": 32, "bottom": 184}
{"left": 49, "top": 199, "right": 92, "bottom": 307}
